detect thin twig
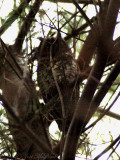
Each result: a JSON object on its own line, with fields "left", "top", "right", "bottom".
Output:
{"left": 93, "top": 135, "right": 120, "bottom": 160}
{"left": 72, "top": 0, "right": 95, "bottom": 30}
{"left": 50, "top": 39, "right": 65, "bottom": 119}
{"left": 84, "top": 91, "right": 120, "bottom": 131}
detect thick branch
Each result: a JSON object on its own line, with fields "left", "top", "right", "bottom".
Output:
{"left": 77, "top": 0, "right": 110, "bottom": 71}
{"left": 83, "top": 0, "right": 120, "bottom": 122}
{"left": 0, "top": 0, "right": 31, "bottom": 36}
{"left": 103, "top": 0, "right": 120, "bottom": 41}
{"left": 87, "top": 60, "right": 120, "bottom": 121}
{"left": 45, "top": 0, "right": 101, "bottom": 4}
{"left": 62, "top": 1, "right": 120, "bottom": 155}
{"left": 0, "top": 94, "right": 59, "bottom": 158}
{"left": 77, "top": 30, "right": 97, "bottom": 70}
{"left": 63, "top": 52, "right": 108, "bottom": 160}
{"left": 85, "top": 92, "right": 120, "bottom": 131}
{"left": 13, "top": 0, "right": 43, "bottom": 53}
{"left": 0, "top": 38, "right": 23, "bottom": 77}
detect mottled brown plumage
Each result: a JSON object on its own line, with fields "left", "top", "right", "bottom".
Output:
{"left": 37, "top": 35, "right": 80, "bottom": 131}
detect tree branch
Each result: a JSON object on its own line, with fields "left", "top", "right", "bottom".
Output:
{"left": 45, "top": 0, "right": 102, "bottom": 4}
{"left": 64, "top": 17, "right": 96, "bottom": 40}
{"left": 98, "top": 107, "right": 120, "bottom": 121}
{"left": 62, "top": 1, "right": 120, "bottom": 156}
{"left": 103, "top": 0, "right": 120, "bottom": 41}
{"left": 13, "top": 0, "right": 44, "bottom": 53}
{"left": 86, "top": 59, "right": 120, "bottom": 122}
{"left": 76, "top": 0, "right": 110, "bottom": 71}
{"left": 0, "top": 94, "right": 58, "bottom": 158}
{"left": 93, "top": 135, "right": 120, "bottom": 160}
{"left": 85, "top": 92, "right": 120, "bottom": 131}
{"left": 72, "top": 0, "right": 95, "bottom": 30}
{"left": 63, "top": 52, "right": 108, "bottom": 160}
{"left": 0, "top": 0, "right": 31, "bottom": 36}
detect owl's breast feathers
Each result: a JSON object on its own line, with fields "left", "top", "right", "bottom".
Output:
{"left": 37, "top": 37, "right": 80, "bottom": 103}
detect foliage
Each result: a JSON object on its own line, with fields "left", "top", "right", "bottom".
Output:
{"left": 0, "top": 0, "right": 120, "bottom": 160}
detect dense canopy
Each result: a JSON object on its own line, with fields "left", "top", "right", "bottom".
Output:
{"left": 0, "top": 0, "right": 120, "bottom": 160}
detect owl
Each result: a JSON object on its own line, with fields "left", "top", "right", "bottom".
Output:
{"left": 37, "top": 34, "right": 80, "bottom": 131}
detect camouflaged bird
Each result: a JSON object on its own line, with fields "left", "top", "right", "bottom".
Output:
{"left": 37, "top": 34, "right": 80, "bottom": 131}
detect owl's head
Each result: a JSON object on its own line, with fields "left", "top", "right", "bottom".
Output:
{"left": 39, "top": 37, "right": 55, "bottom": 58}
{"left": 38, "top": 34, "right": 71, "bottom": 59}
